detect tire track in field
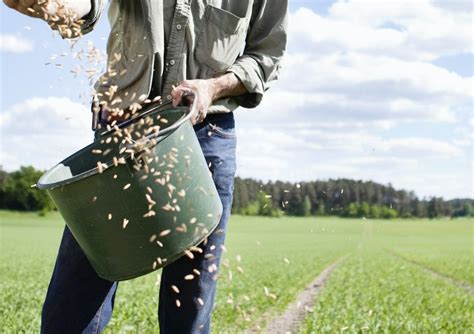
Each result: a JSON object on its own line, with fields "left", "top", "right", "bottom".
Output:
{"left": 386, "top": 250, "right": 474, "bottom": 295}
{"left": 259, "top": 255, "right": 349, "bottom": 334}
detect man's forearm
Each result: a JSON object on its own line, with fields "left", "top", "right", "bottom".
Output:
{"left": 3, "top": 0, "right": 91, "bottom": 20}
{"left": 208, "top": 73, "right": 248, "bottom": 103}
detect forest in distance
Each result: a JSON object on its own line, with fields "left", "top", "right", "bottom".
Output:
{"left": 1, "top": 166, "right": 473, "bottom": 219}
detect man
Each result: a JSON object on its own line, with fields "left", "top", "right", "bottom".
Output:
{"left": 4, "top": 0, "right": 287, "bottom": 332}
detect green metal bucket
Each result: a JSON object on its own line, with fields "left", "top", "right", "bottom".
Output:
{"left": 38, "top": 103, "right": 223, "bottom": 281}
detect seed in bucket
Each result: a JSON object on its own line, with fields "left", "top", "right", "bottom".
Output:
{"left": 184, "top": 274, "right": 194, "bottom": 281}
{"left": 122, "top": 218, "right": 129, "bottom": 229}
{"left": 123, "top": 183, "right": 131, "bottom": 190}
{"left": 159, "top": 229, "right": 171, "bottom": 237}
{"left": 171, "top": 285, "right": 180, "bottom": 294}
{"left": 190, "top": 217, "right": 197, "bottom": 224}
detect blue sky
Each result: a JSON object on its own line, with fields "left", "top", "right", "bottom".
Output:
{"left": 1, "top": 0, "right": 473, "bottom": 199}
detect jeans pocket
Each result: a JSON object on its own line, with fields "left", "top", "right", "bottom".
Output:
{"left": 206, "top": 122, "right": 236, "bottom": 139}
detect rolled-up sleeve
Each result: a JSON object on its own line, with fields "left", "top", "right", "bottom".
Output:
{"left": 80, "top": 0, "right": 107, "bottom": 35}
{"left": 227, "top": 0, "right": 288, "bottom": 108}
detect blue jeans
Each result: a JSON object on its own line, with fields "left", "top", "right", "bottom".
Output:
{"left": 41, "top": 112, "right": 237, "bottom": 334}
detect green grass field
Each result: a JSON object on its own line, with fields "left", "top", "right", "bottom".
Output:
{"left": 1, "top": 211, "right": 473, "bottom": 333}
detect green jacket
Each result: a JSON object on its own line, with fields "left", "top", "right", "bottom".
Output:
{"left": 83, "top": 0, "right": 288, "bottom": 113}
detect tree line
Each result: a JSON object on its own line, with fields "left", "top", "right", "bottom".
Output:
{"left": 0, "top": 166, "right": 472, "bottom": 219}
{"left": 232, "top": 177, "right": 473, "bottom": 219}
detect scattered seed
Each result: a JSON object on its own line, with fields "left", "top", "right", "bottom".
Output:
{"left": 159, "top": 229, "right": 171, "bottom": 237}
{"left": 122, "top": 218, "right": 129, "bottom": 229}
{"left": 184, "top": 250, "right": 194, "bottom": 259}
{"left": 184, "top": 274, "right": 194, "bottom": 280}
{"left": 171, "top": 285, "right": 180, "bottom": 293}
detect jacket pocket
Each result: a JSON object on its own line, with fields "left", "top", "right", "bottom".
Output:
{"left": 195, "top": 5, "right": 247, "bottom": 73}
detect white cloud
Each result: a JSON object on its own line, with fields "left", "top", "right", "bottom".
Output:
{"left": 0, "top": 97, "right": 92, "bottom": 170}
{"left": 0, "top": 34, "right": 34, "bottom": 53}
{"left": 233, "top": 0, "right": 473, "bottom": 199}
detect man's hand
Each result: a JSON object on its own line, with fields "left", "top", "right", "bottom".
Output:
{"left": 3, "top": 0, "right": 48, "bottom": 19}
{"left": 3, "top": 0, "right": 91, "bottom": 38}
{"left": 171, "top": 73, "right": 248, "bottom": 125}
{"left": 171, "top": 80, "right": 215, "bottom": 125}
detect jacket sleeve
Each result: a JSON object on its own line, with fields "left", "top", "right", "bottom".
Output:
{"left": 80, "top": 0, "right": 107, "bottom": 35}
{"left": 227, "top": 0, "right": 288, "bottom": 108}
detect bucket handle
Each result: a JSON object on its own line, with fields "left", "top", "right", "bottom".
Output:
{"left": 99, "top": 92, "right": 196, "bottom": 137}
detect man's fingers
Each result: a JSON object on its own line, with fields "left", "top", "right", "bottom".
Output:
{"left": 3, "top": 0, "right": 18, "bottom": 9}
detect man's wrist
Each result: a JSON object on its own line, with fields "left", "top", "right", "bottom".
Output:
{"left": 207, "top": 73, "right": 248, "bottom": 103}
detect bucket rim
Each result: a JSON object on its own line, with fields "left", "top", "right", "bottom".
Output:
{"left": 37, "top": 106, "right": 191, "bottom": 190}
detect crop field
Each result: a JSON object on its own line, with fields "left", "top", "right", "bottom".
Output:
{"left": 0, "top": 211, "right": 473, "bottom": 333}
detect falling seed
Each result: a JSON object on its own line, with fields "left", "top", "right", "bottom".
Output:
{"left": 236, "top": 254, "right": 241, "bottom": 263}
{"left": 122, "top": 218, "right": 129, "bottom": 229}
{"left": 190, "top": 246, "right": 203, "bottom": 253}
{"left": 190, "top": 217, "right": 197, "bottom": 224}
{"left": 178, "top": 189, "right": 186, "bottom": 197}
{"left": 153, "top": 261, "right": 157, "bottom": 269}
{"left": 184, "top": 250, "right": 194, "bottom": 259}
{"left": 184, "top": 274, "right": 194, "bottom": 280}
{"left": 264, "top": 287, "right": 269, "bottom": 296}
{"left": 149, "top": 234, "right": 157, "bottom": 242}
{"left": 193, "top": 269, "right": 201, "bottom": 276}
{"left": 176, "top": 299, "right": 181, "bottom": 308}
{"left": 236, "top": 266, "right": 244, "bottom": 274}
{"left": 159, "top": 229, "right": 171, "bottom": 237}
{"left": 171, "top": 285, "right": 180, "bottom": 293}
{"left": 197, "top": 298, "right": 204, "bottom": 306}
{"left": 108, "top": 213, "right": 112, "bottom": 220}
{"left": 283, "top": 258, "right": 290, "bottom": 264}
{"left": 123, "top": 183, "right": 131, "bottom": 190}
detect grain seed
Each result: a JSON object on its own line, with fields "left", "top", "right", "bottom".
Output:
{"left": 122, "top": 218, "right": 129, "bottom": 229}
{"left": 171, "top": 285, "right": 180, "bottom": 293}
{"left": 184, "top": 250, "right": 194, "bottom": 259}
{"left": 184, "top": 274, "right": 194, "bottom": 281}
